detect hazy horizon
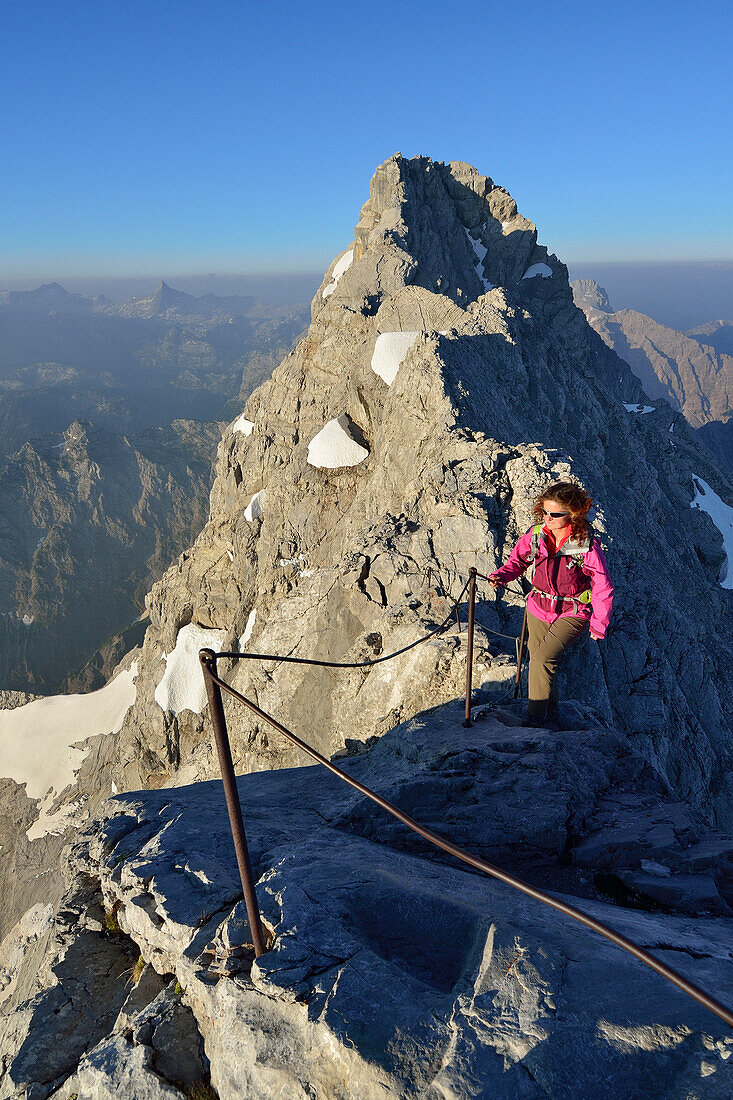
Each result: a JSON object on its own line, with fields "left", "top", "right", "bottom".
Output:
{"left": 3, "top": 260, "right": 731, "bottom": 330}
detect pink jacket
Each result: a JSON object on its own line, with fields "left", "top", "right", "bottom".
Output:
{"left": 489, "top": 527, "right": 614, "bottom": 639}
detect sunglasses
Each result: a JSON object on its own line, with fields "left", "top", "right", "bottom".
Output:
{"left": 542, "top": 509, "right": 570, "bottom": 518}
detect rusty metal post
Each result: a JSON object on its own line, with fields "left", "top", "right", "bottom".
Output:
{"left": 463, "top": 568, "right": 477, "bottom": 727}
{"left": 199, "top": 649, "right": 266, "bottom": 957}
{"left": 513, "top": 604, "right": 529, "bottom": 699}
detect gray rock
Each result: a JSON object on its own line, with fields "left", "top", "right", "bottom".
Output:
{"left": 3, "top": 153, "right": 733, "bottom": 1098}
{"left": 573, "top": 295, "right": 733, "bottom": 429}
{"left": 0, "top": 877, "right": 138, "bottom": 1099}
{"left": 570, "top": 278, "right": 612, "bottom": 313}
{"left": 62, "top": 710, "right": 733, "bottom": 1097}
{"left": 613, "top": 869, "right": 726, "bottom": 915}
{"left": 6, "top": 700, "right": 733, "bottom": 1097}
{"left": 49, "top": 1034, "right": 187, "bottom": 1100}
{"left": 0, "top": 692, "right": 42, "bottom": 712}
{"left": 99, "top": 154, "right": 732, "bottom": 843}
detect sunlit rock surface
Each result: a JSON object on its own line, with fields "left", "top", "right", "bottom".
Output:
{"left": 3, "top": 153, "right": 733, "bottom": 1098}
{"left": 4, "top": 705, "right": 733, "bottom": 1098}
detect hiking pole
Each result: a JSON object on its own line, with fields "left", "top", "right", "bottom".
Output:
{"left": 513, "top": 603, "right": 528, "bottom": 699}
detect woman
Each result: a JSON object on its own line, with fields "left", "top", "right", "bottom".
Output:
{"left": 487, "top": 481, "right": 613, "bottom": 724}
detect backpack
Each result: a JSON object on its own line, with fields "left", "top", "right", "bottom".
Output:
{"left": 526, "top": 523, "right": 593, "bottom": 607}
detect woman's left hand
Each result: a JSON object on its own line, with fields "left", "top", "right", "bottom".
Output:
{"left": 590, "top": 632, "right": 602, "bottom": 641}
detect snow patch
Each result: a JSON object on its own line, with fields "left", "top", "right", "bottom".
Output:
{"left": 27, "top": 798, "right": 83, "bottom": 842}
{"left": 464, "top": 229, "right": 493, "bottom": 291}
{"left": 0, "top": 663, "right": 138, "bottom": 839}
{"left": 239, "top": 610, "right": 257, "bottom": 650}
{"left": 279, "top": 553, "right": 312, "bottom": 576}
{"left": 307, "top": 415, "right": 369, "bottom": 469}
{"left": 21, "top": 614, "right": 34, "bottom": 626}
{"left": 371, "top": 332, "right": 420, "bottom": 386}
{"left": 522, "top": 263, "right": 553, "bottom": 280}
{"left": 690, "top": 474, "right": 733, "bottom": 589}
{"left": 322, "top": 249, "right": 354, "bottom": 299}
{"left": 623, "top": 403, "right": 656, "bottom": 414}
{"left": 155, "top": 626, "right": 225, "bottom": 714}
{"left": 244, "top": 489, "right": 266, "bottom": 522}
{"left": 232, "top": 415, "right": 254, "bottom": 436}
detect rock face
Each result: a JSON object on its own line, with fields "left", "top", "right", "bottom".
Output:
{"left": 3, "top": 154, "right": 733, "bottom": 1096}
{"left": 571, "top": 280, "right": 733, "bottom": 429}
{"left": 107, "top": 154, "right": 733, "bottom": 826}
{"left": 4, "top": 706, "right": 733, "bottom": 1098}
{"left": 570, "top": 278, "right": 612, "bottom": 314}
{"left": 687, "top": 319, "right": 733, "bottom": 358}
{"left": 697, "top": 418, "right": 733, "bottom": 472}
{"left": 0, "top": 418, "right": 222, "bottom": 693}
{"left": 0, "top": 872, "right": 212, "bottom": 1100}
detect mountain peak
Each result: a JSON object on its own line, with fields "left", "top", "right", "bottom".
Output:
{"left": 307, "top": 153, "right": 573, "bottom": 332}
{"left": 570, "top": 279, "right": 612, "bottom": 313}
{"left": 152, "top": 280, "right": 188, "bottom": 300}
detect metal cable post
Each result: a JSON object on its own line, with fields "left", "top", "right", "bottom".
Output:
{"left": 199, "top": 649, "right": 267, "bottom": 957}
{"left": 464, "top": 568, "right": 477, "bottom": 727}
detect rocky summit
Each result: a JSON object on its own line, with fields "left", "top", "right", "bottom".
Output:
{"left": 2, "top": 154, "right": 733, "bottom": 1098}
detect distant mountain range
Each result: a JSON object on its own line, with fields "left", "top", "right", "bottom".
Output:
{"left": 0, "top": 417, "right": 223, "bottom": 694}
{"left": 567, "top": 260, "right": 733, "bottom": 331}
{"left": 571, "top": 279, "right": 732, "bottom": 468}
{"left": 1, "top": 279, "right": 282, "bottom": 318}
{"left": 0, "top": 281, "right": 310, "bottom": 689}
{"left": 0, "top": 280, "right": 310, "bottom": 458}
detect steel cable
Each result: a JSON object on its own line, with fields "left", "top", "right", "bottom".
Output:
{"left": 216, "top": 577, "right": 471, "bottom": 669}
{"left": 218, "top": 573, "right": 524, "bottom": 661}
{"left": 204, "top": 660, "right": 733, "bottom": 1030}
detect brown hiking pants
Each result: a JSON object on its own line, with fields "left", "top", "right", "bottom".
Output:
{"left": 526, "top": 609, "right": 589, "bottom": 721}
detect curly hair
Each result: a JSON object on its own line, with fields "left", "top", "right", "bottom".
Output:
{"left": 532, "top": 481, "right": 593, "bottom": 542}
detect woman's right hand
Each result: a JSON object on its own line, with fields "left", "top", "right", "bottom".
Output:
{"left": 487, "top": 576, "right": 501, "bottom": 588}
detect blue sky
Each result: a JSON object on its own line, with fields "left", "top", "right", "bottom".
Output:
{"left": 2, "top": 0, "right": 731, "bottom": 280}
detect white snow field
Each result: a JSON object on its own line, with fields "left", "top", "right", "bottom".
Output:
{"left": 623, "top": 403, "right": 656, "bottom": 414}
{"left": 0, "top": 662, "right": 138, "bottom": 840}
{"left": 232, "top": 415, "right": 254, "bottom": 435}
{"left": 322, "top": 249, "right": 354, "bottom": 299}
{"left": 244, "top": 489, "right": 266, "bottom": 522}
{"left": 522, "top": 262, "right": 553, "bottom": 279}
{"left": 691, "top": 474, "right": 733, "bottom": 588}
{"left": 464, "top": 229, "right": 493, "bottom": 291}
{"left": 155, "top": 624, "right": 226, "bottom": 714}
{"left": 370, "top": 331, "right": 420, "bottom": 386}
{"left": 307, "top": 415, "right": 369, "bottom": 469}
